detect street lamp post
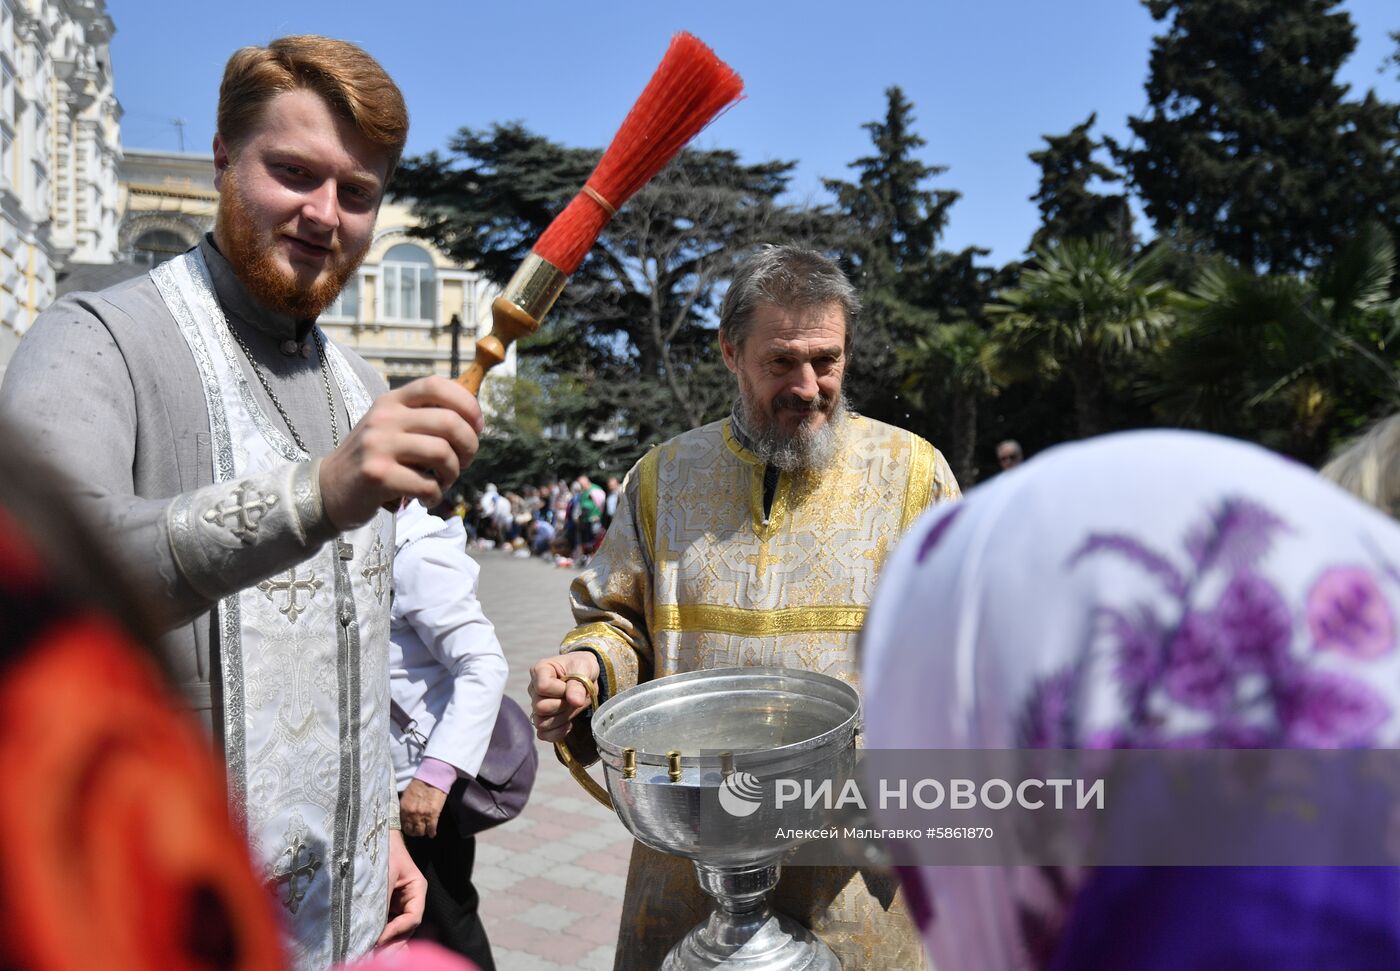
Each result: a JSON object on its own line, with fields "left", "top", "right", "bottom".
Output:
{"left": 448, "top": 312, "right": 462, "bottom": 379}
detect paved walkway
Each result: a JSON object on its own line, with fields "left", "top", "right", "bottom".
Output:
{"left": 471, "top": 549, "right": 630, "bottom": 971}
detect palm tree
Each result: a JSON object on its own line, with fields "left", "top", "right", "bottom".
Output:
{"left": 1150, "top": 222, "right": 1400, "bottom": 462}
{"left": 901, "top": 318, "right": 996, "bottom": 486}
{"left": 984, "top": 238, "right": 1176, "bottom": 437}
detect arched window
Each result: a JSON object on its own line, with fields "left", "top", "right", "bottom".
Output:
{"left": 381, "top": 243, "right": 436, "bottom": 321}
{"left": 132, "top": 229, "right": 188, "bottom": 268}
{"left": 324, "top": 275, "right": 360, "bottom": 320}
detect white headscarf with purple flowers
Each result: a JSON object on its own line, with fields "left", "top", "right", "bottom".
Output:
{"left": 861, "top": 429, "right": 1400, "bottom": 970}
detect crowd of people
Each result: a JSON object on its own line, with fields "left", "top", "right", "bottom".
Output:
{"left": 468, "top": 477, "right": 621, "bottom": 566}
{"left": 4, "top": 25, "right": 1400, "bottom": 971}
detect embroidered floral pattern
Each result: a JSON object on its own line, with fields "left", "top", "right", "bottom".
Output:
{"left": 1020, "top": 667, "right": 1077, "bottom": 749}
{"left": 1019, "top": 496, "right": 1395, "bottom": 750}
{"left": 1307, "top": 566, "right": 1394, "bottom": 659}
{"left": 1215, "top": 572, "right": 1291, "bottom": 672}
{"left": 1276, "top": 669, "right": 1389, "bottom": 748}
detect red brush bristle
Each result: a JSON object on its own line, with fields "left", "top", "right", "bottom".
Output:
{"left": 533, "top": 32, "right": 744, "bottom": 274}
{"left": 534, "top": 194, "right": 611, "bottom": 276}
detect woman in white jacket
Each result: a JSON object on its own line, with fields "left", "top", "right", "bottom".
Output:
{"left": 390, "top": 501, "right": 509, "bottom": 969}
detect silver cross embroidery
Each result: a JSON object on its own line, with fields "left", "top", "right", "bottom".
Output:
{"left": 361, "top": 801, "right": 388, "bottom": 867}
{"left": 202, "top": 483, "right": 279, "bottom": 544}
{"left": 257, "top": 567, "right": 323, "bottom": 623}
{"left": 361, "top": 536, "right": 389, "bottom": 603}
{"left": 269, "top": 820, "right": 322, "bottom": 915}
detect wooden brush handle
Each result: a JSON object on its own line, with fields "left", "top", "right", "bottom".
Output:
{"left": 457, "top": 297, "right": 540, "bottom": 396}
{"left": 456, "top": 254, "right": 566, "bottom": 396}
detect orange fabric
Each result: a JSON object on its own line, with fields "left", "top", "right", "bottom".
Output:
{"left": 0, "top": 615, "right": 285, "bottom": 971}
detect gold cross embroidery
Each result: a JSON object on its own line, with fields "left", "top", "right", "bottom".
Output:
{"left": 257, "top": 567, "right": 323, "bottom": 623}
{"left": 744, "top": 538, "right": 773, "bottom": 582}
{"left": 360, "top": 536, "right": 389, "bottom": 602}
{"left": 862, "top": 532, "right": 890, "bottom": 573}
{"left": 883, "top": 431, "right": 913, "bottom": 467}
{"left": 845, "top": 920, "right": 887, "bottom": 966}
{"left": 202, "top": 483, "right": 279, "bottom": 544}
{"left": 269, "top": 827, "right": 322, "bottom": 915}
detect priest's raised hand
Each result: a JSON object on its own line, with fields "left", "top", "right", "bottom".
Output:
{"left": 320, "top": 375, "right": 484, "bottom": 529}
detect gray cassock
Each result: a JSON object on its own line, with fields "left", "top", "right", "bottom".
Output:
{"left": 0, "top": 236, "right": 399, "bottom": 969}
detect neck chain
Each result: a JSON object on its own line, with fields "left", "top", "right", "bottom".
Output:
{"left": 228, "top": 324, "right": 340, "bottom": 453}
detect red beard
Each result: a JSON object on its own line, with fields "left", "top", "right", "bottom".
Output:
{"left": 216, "top": 170, "right": 366, "bottom": 320}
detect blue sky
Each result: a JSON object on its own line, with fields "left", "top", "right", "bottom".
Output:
{"left": 109, "top": 1, "right": 1399, "bottom": 267}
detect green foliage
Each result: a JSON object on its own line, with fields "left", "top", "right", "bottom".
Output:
{"left": 824, "top": 87, "right": 984, "bottom": 428}
{"left": 1149, "top": 222, "right": 1400, "bottom": 461}
{"left": 393, "top": 127, "right": 836, "bottom": 457}
{"left": 824, "top": 87, "right": 956, "bottom": 278}
{"left": 823, "top": 86, "right": 1008, "bottom": 485}
{"left": 399, "top": 10, "right": 1400, "bottom": 488}
{"left": 986, "top": 239, "right": 1177, "bottom": 437}
{"left": 901, "top": 319, "right": 996, "bottom": 484}
{"left": 1029, "top": 113, "right": 1133, "bottom": 251}
{"left": 1116, "top": 0, "right": 1400, "bottom": 273}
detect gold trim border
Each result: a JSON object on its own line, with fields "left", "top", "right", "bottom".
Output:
{"left": 654, "top": 603, "right": 868, "bottom": 636}
{"left": 638, "top": 447, "right": 660, "bottom": 564}
{"left": 901, "top": 433, "right": 936, "bottom": 532}
{"left": 720, "top": 418, "right": 762, "bottom": 465}
{"left": 561, "top": 621, "right": 617, "bottom": 649}
{"left": 502, "top": 252, "right": 568, "bottom": 322}
{"left": 561, "top": 623, "right": 621, "bottom": 700}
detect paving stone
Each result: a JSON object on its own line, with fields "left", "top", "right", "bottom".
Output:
{"left": 498, "top": 850, "right": 554, "bottom": 878}
{"left": 492, "top": 949, "right": 555, "bottom": 971}
{"left": 478, "top": 892, "right": 533, "bottom": 919}
{"left": 515, "top": 901, "right": 581, "bottom": 931}
{"left": 474, "top": 840, "right": 512, "bottom": 865}
{"left": 578, "top": 944, "right": 617, "bottom": 971}
{"left": 471, "top": 861, "right": 523, "bottom": 892}
{"left": 544, "top": 861, "right": 612, "bottom": 891}
{"left": 473, "top": 550, "right": 629, "bottom": 969}
{"left": 564, "top": 912, "right": 626, "bottom": 948}
{"left": 572, "top": 849, "right": 633, "bottom": 878}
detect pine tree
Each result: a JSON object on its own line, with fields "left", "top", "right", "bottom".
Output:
{"left": 823, "top": 87, "right": 965, "bottom": 425}
{"left": 1116, "top": 0, "right": 1399, "bottom": 272}
{"left": 825, "top": 87, "right": 958, "bottom": 281}
{"left": 1028, "top": 113, "right": 1132, "bottom": 251}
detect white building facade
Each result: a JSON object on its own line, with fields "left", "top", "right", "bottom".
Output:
{"left": 0, "top": 0, "right": 120, "bottom": 376}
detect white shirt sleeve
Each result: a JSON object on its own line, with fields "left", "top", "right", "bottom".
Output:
{"left": 393, "top": 508, "right": 509, "bottom": 777}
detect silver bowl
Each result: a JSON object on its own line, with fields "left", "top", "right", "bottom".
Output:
{"left": 574, "top": 667, "right": 860, "bottom": 970}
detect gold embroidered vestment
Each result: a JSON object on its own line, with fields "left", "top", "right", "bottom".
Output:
{"left": 560, "top": 415, "right": 959, "bottom": 970}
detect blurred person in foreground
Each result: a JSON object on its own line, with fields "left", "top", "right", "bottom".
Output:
{"left": 0, "top": 35, "right": 488, "bottom": 967}
{"left": 863, "top": 429, "right": 1400, "bottom": 970}
{"left": 0, "top": 427, "right": 478, "bottom": 971}
{"left": 0, "top": 424, "right": 286, "bottom": 971}
{"left": 528, "top": 243, "right": 959, "bottom": 969}
{"left": 390, "top": 500, "right": 508, "bottom": 969}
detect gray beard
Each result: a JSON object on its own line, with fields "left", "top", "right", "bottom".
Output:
{"left": 740, "top": 394, "right": 849, "bottom": 473}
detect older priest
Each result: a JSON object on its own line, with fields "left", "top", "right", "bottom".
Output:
{"left": 529, "top": 244, "right": 958, "bottom": 970}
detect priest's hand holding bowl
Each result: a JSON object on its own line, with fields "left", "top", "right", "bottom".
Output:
{"left": 528, "top": 650, "right": 601, "bottom": 743}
